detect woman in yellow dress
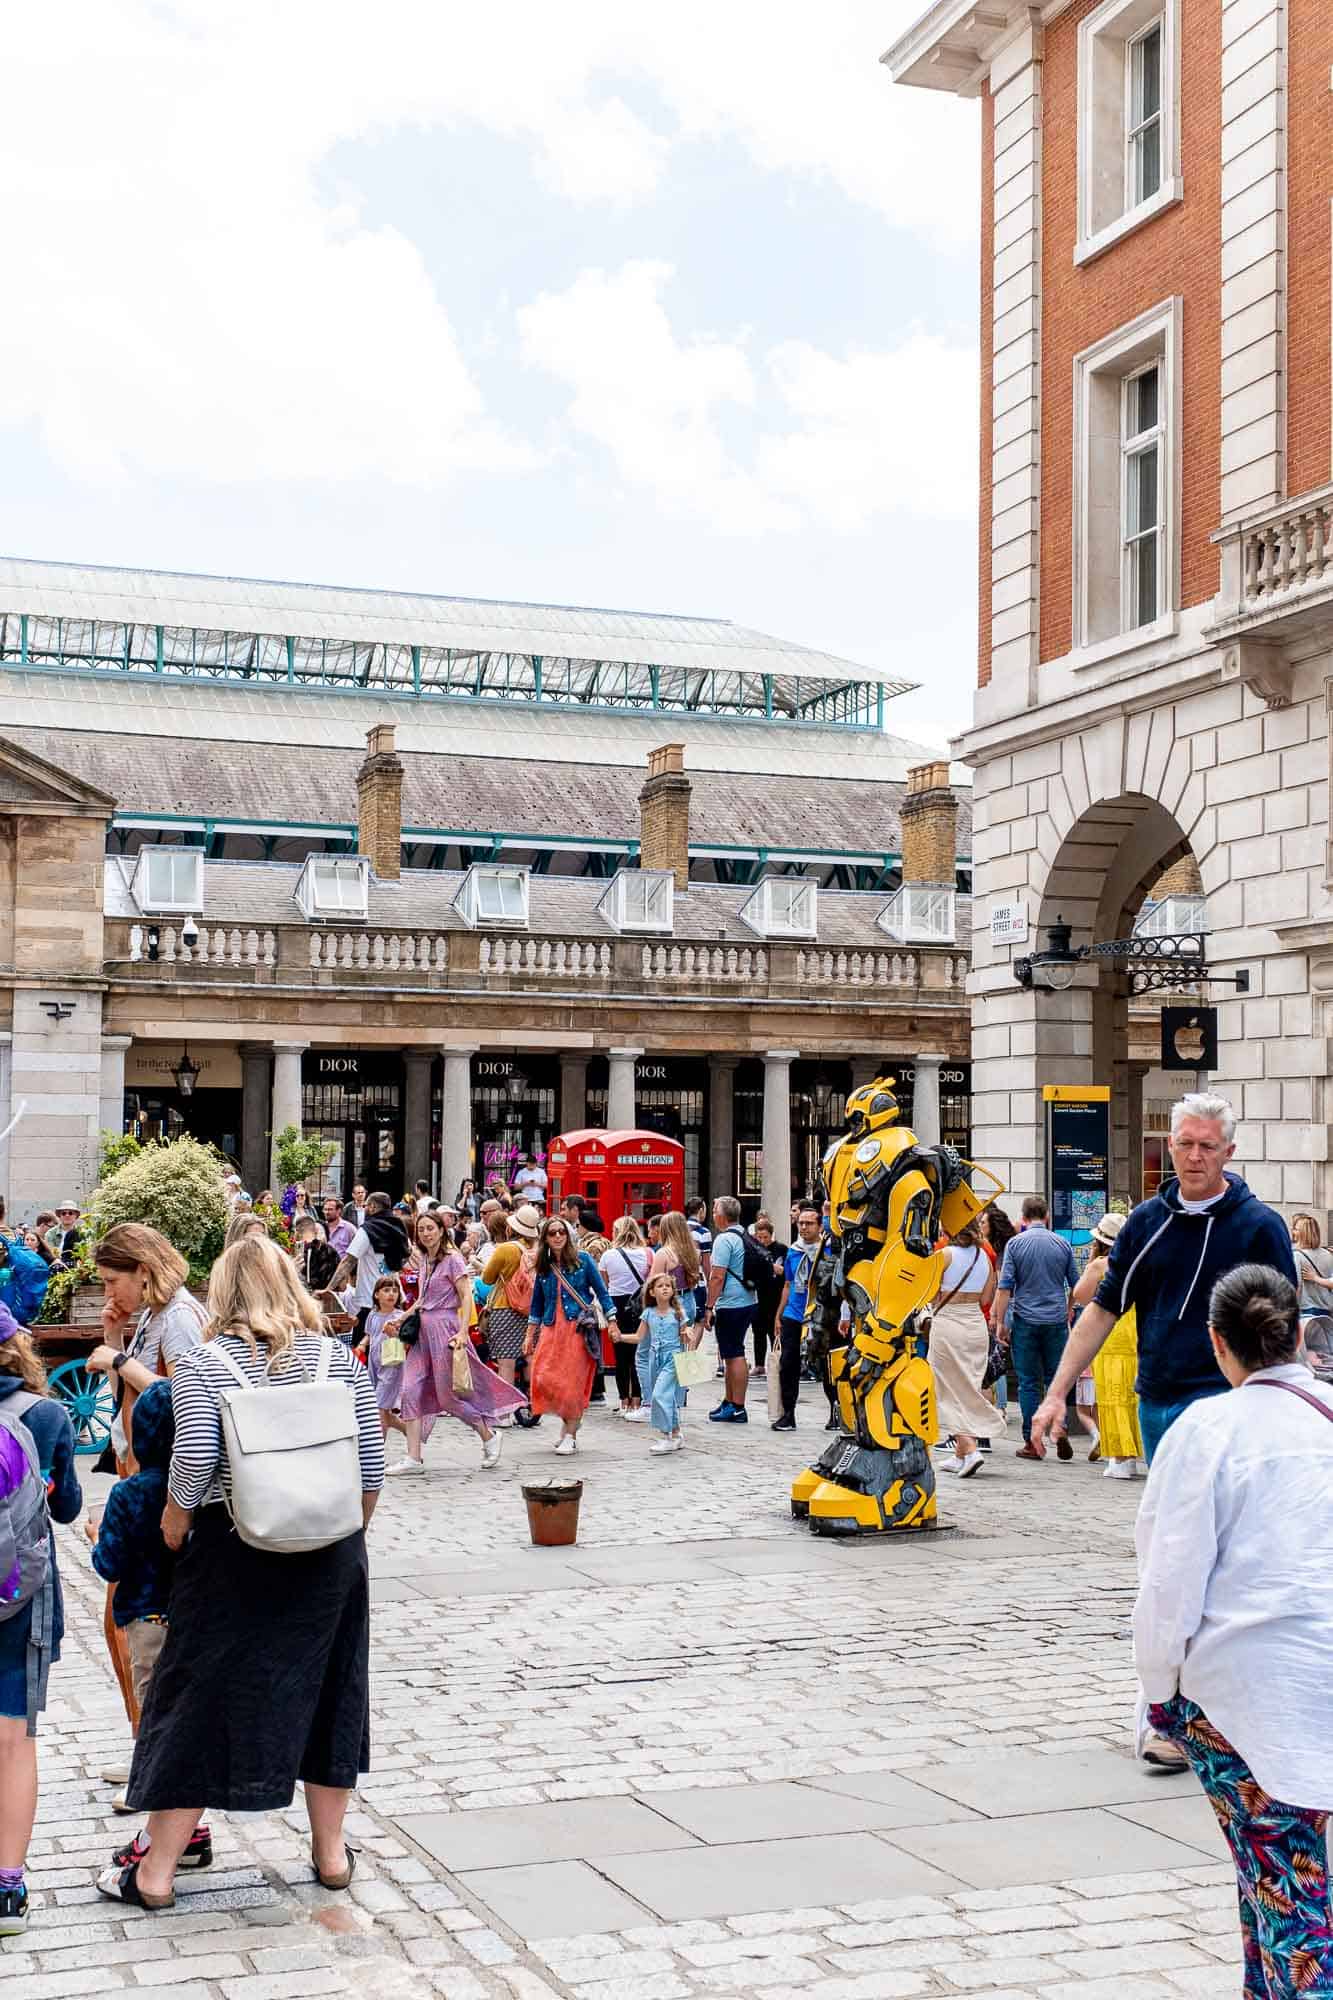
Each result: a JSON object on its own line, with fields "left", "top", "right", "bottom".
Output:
{"left": 1070, "top": 1212, "right": 1143, "bottom": 1478}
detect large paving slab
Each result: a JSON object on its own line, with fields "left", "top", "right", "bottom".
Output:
{"left": 906, "top": 1743, "right": 1200, "bottom": 1814}
{"left": 457, "top": 1857, "right": 651, "bottom": 1937}
{"left": 883, "top": 1804, "right": 1219, "bottom": 1889}
{"left": 597, "top": 1829, "right": 965, "bottom": 1918}
{"left": 398, "top": 1795, "right": 697, "bottom": 1869}
{"left": 1110, "top": 1793, "right": 1232, "bottom": 1860}
{"left": 644, "top": 1777, "right": 981, "bottom": 1843}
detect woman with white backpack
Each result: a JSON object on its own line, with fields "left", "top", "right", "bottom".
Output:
{"left": 0, "top": 1302, "right": 83, "bottom": 1939}
{"left": 97, "top": 1235, "right": 384, "bottom": 1913}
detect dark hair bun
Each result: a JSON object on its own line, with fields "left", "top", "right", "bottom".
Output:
{"left": 1208, "top": 1263, "right": 1299, "bottom": 1369}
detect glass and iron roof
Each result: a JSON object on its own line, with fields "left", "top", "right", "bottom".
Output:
{"left": 0, "top": 557, "right": 912, "bottom": 729}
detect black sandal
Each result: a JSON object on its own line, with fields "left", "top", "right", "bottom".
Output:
{"left": 311, "top": 1845, "right": 357, "bottom": 1891}
{"left": 96, "top": 1859, "right": 175, "bottom": 1910}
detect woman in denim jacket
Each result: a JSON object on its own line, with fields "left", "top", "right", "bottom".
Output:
{"left": 523, "top": 1218, "right": 615, "bottom": 1457}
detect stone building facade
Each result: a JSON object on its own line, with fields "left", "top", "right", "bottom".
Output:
{"left": 889, "top": 0, "right": 1333, "bottom": 1220}
{"left": 0, "top": 558, "right": 977, "bottom": 1220}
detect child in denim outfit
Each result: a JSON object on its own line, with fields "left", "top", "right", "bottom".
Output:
{"left": 89, "top": 1383, "right": 211, "bottom": 1870}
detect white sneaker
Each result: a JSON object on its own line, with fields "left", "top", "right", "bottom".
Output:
{"left": 955, "top": 1451, "right": 985, "bottom": 1479}
{"left": 936, "top": 1457, "right": 959, "bottom": 1474}
{"left": 649, "top": 1436, "right": 675, "bottom": 1455}
{"left": 101, "top": 1761, "right": 132, "bottom": 1785}
{"left": 623, "top": 1407, "right": 650, "bottom": 1424}
{"left": 481, "top": 1434, "right": 502, "bottom": 1469}
{"left": 554, "top": 1435, "right": 577, "bottom": 1456}
{"left": 671, "top": 1432, "right": 685, "bottom": 1452}
{"left": 386, "top": 1457, "right": 426, "bottom": 1478}
{"left": 1104, "top": 1459, "right": 1136, "bottom": 1479}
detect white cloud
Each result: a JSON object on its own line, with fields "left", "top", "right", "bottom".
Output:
{"left": 0, "top": 2, "right": 978, "bottom": 499}
{"left": 519, "top": 261, "right": 976, "bottom": 535}
{"left": 518, "top": 262, "right": 795, "bottom": 535}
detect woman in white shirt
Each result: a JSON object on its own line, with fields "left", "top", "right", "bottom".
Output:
{"left": 1134, "top": 1262, "right": 1333, "bottom": 1994}
{"left": 927, "top": 1222, "right": 1003, "bottom": 1479}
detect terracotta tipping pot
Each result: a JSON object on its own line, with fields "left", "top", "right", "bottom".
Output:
{"left": 522, "top": 1477, "right": 583, "bottom": 1547}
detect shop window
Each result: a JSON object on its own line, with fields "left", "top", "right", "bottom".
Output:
{"left": 453, "top": 864, "right": 529, "bottom": 929}
{"left": 1076, "top": 0, "right": 1180, "bottom": 265}
{"left": 133, "top": 846, "right": 203, "bottom": 915}
{"left": 596, "top": 868, "right": 674, "bottom": 934}
{"left": 296, "top": 855, "right": 369, "bottom": 921}
{"left": 878, "top": 884, "right": 955, "bottom": 944}
{"left": 738, "top": 875, "right": 817, "bottom": 939}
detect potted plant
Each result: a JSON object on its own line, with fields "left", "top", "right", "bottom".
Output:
{"left": 88, "top": 1134, "right": 230, "bottom": 1291}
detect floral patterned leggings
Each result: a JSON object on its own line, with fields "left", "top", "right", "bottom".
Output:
{"left": 1149, "top": 1694, "right": 1333, "bottom": 1997}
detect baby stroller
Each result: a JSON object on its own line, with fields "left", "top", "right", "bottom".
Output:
{"left": 1301, "top": 1314, "right": 1333, "bottom": 1383}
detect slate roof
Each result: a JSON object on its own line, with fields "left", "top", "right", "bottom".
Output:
{"left": 37, "top": 729, "right": 972, "bottom": 859}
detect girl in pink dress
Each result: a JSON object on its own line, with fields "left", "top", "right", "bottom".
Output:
{"left": 391, "top": 1211, "right": 526, "bottom": 1477}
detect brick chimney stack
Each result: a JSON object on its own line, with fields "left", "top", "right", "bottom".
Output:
{"left": 899, "top": 759, "right": 958, "bottom": 887}
{"left": 356, "top": 723, "right": 404, "bottom": 881}
{"left": 638, "top": 743, "right": 692, "bottom": 891}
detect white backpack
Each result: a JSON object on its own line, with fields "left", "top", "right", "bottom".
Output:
{"left": 205, "top": 1341, "right": 362, "bottom": 1555}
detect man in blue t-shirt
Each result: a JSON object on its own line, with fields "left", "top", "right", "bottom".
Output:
{"left": 700, "top": 1195, "right": 757, "bottom": 1424}
{"left": 991, "top": 1194, "right": 1078, "bottom": 1460}
{"left": 771, "top": 1202, "right": 823, "bottom": 1431}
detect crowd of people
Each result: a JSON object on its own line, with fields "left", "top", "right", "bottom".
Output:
{"left": 1, "top": 1091, "right": 1333, "bottom": 1986}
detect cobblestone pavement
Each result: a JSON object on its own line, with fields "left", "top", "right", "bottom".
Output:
{"left": 4, "top": 1370, "right": 1243, "bottom": 1999}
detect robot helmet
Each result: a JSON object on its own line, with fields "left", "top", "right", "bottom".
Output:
{"left": 844, "top": 1078, "right": 900, "bottom": 1137}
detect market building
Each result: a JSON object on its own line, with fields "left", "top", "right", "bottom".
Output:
{"left": 889, "top": 0, "right": 1333, "bottom": 1220}
{"left": 0, "top": 557, "right": 975, "bottom": 1220}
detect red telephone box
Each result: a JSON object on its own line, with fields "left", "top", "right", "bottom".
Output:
{"left": 546, "top": 1128, "right": 686, "bottom": 1224}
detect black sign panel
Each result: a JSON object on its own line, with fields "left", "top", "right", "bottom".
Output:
{"left": 1045, "top": 1089, "right": 1110, "bottom": 1246}
{"left": 1160, "top": 1007, "right": 1217, "bottom": 1072}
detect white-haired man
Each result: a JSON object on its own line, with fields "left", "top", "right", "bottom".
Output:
{"left": 1031, "top": 1093, "right": 1297, "bottom": 1469}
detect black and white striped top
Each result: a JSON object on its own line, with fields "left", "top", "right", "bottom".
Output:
{"left": 167, "top": 1332, "right": 386, "bottom": 1510}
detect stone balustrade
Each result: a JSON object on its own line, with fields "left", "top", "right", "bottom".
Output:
{"left": 309, "top": 932, "right": 450, "bottom": 972}
{"left": 481, "top": 937, "right": 612, "bottom": 976}
{"left": 640, "top": 943, "right": 768, "bottom": 981}
{"left": 128, "top": 923, "right": 277, "bottom": 968}
{"left": 796, "top": 947, "right": 968, "bottom": 989}
{"left": 1212, "top": 481, "right": 1333, "bottom": 653}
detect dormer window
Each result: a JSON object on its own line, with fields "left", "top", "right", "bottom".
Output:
{"left": 879, "top": 884, "right": 956, "bottom": 945}
{"left": 738, "top": 875, "right": 817, "bottom": 939}
{"left": 296, "top": 855, "right": 369, "bottom": 921}
{"left": 133, "top": 846, "right": 203, "bottom": 916}
{"left": 596, "top": 869, "right": 674, "bottom": 935}
{"left": 453, "top": 864, "right": 529, "bottom": 929}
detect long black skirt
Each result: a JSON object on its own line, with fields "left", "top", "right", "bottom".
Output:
{"left": 125, "top": 1505, "right": 370, "bottom": 1813}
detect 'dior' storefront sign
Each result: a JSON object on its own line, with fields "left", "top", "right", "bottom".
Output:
{"left": 1043, "top": 1084, "right": 1110, "bottom": 1250}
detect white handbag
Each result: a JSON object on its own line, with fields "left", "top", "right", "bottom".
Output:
{"left": 205, "top": 1340, "right": 363, "bottom": 1555}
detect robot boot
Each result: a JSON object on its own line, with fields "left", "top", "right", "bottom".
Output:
{"left": 805, "top": 1435, "right": 937, "bottom": 1537}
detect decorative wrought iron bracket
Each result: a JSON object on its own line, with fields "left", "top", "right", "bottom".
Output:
{"left": 1014, "top": 919, "right": 1250, "bottom": 996}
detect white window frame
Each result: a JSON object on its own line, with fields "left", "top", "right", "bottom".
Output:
{"left": 595, "top": 869, "right": 674, "bottom": 935}
{"left": 295, "top": 854, "right": 369, "bottom": 921}
{"left": 877, "top": 884, "right": 956, "bottom": 945}
{"left": 452, "top": 864, "right": 530, "bottom": 930}
{"left": 133, "top": 846, "right": 203, "bottom": 915}
{"left": 1134, "top": 894, "right": 1206, "bottom": 938}
{"left": 737, "top": 875, "right": 817, "bottom": 940}
{"left": 1076, "top": 0, "right": 1181, "bottom": 267}
{"left": 1121, "top": 360, "right": 1165, "bottom": 633}
{"left": 1071, "top": 296, "right": 1182, "bottom": 662}
{"left": 1125, "top": 20, "right": 1163, "bottom": 211}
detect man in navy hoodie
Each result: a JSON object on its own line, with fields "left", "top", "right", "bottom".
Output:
{"left": 1031, "top": 1092, "right": 1296, "bottom": 1470}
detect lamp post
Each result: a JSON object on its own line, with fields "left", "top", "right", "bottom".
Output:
{"left": 174, "top": 1048, "right": 201, "bottom": 1098}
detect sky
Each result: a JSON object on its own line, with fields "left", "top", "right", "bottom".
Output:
{"left": 1, "top": 1, "right": 982, "bottom": 751}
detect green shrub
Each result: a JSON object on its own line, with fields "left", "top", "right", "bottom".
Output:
{"left": 98, "top": 1129, "right": 146, "bottom": 1182}
{"left": 273, "top": 1125, "right": 335, "bottom": 1191}
{"left": 88, "top": 1135, "right": 229, "bottom": 1278}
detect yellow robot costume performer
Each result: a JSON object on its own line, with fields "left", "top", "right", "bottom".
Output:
{"left": 791, "top": 1076, "right": 1003, "bottom": 1537}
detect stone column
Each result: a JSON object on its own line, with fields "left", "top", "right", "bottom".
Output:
{"left": 403, "top": 1048, "right": 435, "bottom": 1193}
{"left": 559, "top": 1054, "right": 588, "bottom": 1133}
{"left": 99, "top": 1035, "right": 133, "bottom": 1140}
{"left": 708, "top": 1055, "right": 739, "bottom": 1200}
{"left": 240, "top": 1044, "right": 272, "bottom": 1196}
{"left": 607, "top": 1046, "right": 643, "bottom": 1131}
{"left": 0, "top": 1031, "right": 11, "bottom": 1206}
{"left": 269, "top": 1042, "right": 308, "bottom": 1187}
{"left": 913, "top": 1051, "right": 944, "bottom": 1147}
{"left": 441, "top": 1047, "right": 477, "bottom": 1200}
{"left": 761, "top": 1050, "right": 799, "bottom": 1223}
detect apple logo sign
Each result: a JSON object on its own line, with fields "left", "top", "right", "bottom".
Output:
{"left": 1173, "top": 1015, "right": 1206, "bottom": 1063}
